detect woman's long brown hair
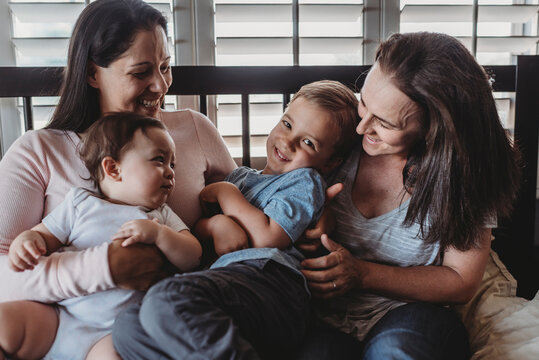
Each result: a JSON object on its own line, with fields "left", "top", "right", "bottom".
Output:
{"left": 375, "top": 32, "right": 522, "bottom": 251}
{"left": 46, "top": 0, "right": 168, "bottom": 133}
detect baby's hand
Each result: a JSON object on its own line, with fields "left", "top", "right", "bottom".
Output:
{"left": 8, "top": 230, "right": 47, "bottom": 272}
{"left": 112, "top": 218, "right": 161, "bottom": 247}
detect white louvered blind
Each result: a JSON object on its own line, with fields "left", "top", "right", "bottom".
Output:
{"left": 400, "top": 0, "right": 539, "bottom": 66}
{"left": 402, "top": 0, "right": 538, "bottom": 130}
{"left": 2, "top": 0, "right": 536, "bottom": 164}
{"left": 215, "top": 0, "right": 363, "bottom": 66}
{"left": 214, "top": 0, "right": 363, "bottom": 163}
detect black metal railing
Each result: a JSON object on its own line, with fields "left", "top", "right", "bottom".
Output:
{"left": 0, "top": 59, "right": 537, "bottom": 297}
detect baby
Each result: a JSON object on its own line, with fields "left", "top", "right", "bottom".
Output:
{"left": 2, "top": 113, "right": 201, "bottom": 360}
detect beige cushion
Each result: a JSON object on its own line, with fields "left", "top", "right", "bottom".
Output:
{"left": 453, "top": 250, "right": 539, "bottom": 359}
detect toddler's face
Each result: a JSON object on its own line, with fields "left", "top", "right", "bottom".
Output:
{"left": 263, "top": 97, "right": 341, "bottom": 175}
{"left": 114, "top": 127, "right": 176, "bottom": 209}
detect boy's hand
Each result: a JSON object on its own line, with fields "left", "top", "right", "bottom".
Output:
{"left": 214, "top": 234, "right": 249, "bottom": 256}
{"left": 210, "top": 215, "right": 249, "bottom": 256}
{"left": 8, "top": 230, "right": 47, "bottom": 271}
{"left": 112, "top": 218, "right": 161, "bottom": 247}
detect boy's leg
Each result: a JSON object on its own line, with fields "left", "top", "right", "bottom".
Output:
{"left": 113, "top": 302, "right": 170, "bottom": 360}
{"left": 141, "top": 262, "right": 310, "bottom": 359}
{"left": 0, "top": 301, "right": 58, "bottom": 360}
{"left": 114, "top": 261, "right": 310, "bottom": 359}
{"left": 86, "top": 335, "right": 121, "bottom": 360}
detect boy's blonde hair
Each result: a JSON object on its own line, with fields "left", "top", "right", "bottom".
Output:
{"left": 290, "top": 80, "right": 360, "bottom": 160}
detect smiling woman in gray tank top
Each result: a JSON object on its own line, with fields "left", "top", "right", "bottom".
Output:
{"left": 296, "top": 31, "right": 522, "bottom": 360}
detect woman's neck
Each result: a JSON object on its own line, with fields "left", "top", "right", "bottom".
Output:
{"left": 360, "top": 150, "right": 408, "bottom": 173}
{"left": 352, "top": 150, "right": 410, "bottom": 219}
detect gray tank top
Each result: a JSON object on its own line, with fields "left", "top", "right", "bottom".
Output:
{"left": 314, "top": 144, "right": 441, "bottom": 341}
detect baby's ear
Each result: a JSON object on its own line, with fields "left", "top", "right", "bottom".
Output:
{"left": 101, "top": 156, "right": 122, "bottom": 181}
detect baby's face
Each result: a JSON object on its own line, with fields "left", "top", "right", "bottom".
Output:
{"left": 114, "top": 127, "right": 176, "bottom": 209}
{"left": 263, "top": 97, "right": 341, "bottom": 175}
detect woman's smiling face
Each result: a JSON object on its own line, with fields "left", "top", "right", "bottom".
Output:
{"left": 356, "top": 63, "right": 424, "bottom": 159}
{"left": 88, "top": 26, "right": 172, "bottom": 117}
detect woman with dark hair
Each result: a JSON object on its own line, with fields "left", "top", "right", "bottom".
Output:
{"left": 296, "top": 32, "right": 521, "bottom": 359}
{"left": 0, "top": 0, "right": 235, "bottom": 359}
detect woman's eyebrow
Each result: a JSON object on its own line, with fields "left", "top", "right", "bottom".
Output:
{"left": 129, "top": 62, "right": 151, "bottom": 68}
{"left": 129, "top": 57, "right": 171, "bottom": 68}
{"left": 282, "top": 114, "right": 293, "bottom": 123}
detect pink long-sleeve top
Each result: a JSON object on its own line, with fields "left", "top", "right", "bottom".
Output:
{"left": 0, "top": 109, "right": 236, "bottom": 302}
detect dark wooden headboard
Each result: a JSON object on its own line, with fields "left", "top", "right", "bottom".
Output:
{"left": 0, "top": 58, "right": 537, "bottom": 298}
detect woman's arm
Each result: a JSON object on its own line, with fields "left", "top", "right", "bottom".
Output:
{"left": 301, "top": 229, "right": 491, "bottom": 304}
{"left": 107, "top": 240, "right": 173, "bottom": 291}
{"left": 0, "top": 244, "right": 114, "bottom": 302}
{"left": 0, "top": 133, "right": 109, "bottom": 301}
{"left": 200, "top": 182, "right": 291, "bottom": 249}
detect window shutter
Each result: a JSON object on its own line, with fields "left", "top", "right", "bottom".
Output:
{"left": 400, "top": 0, "right": 539, "bottom": 137}
{"left": 214, "top": 0, "right": 363, "bottom": 163}
{"left": 400, "top": 1, "right": 539, "bottom": 65}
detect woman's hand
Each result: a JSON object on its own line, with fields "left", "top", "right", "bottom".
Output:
{"left": 300, "top": 234, "right": 365, "bottom": 299}
{"left": 108, "top": 239, "right": 174, "bottom": 291}
{"left": 296, "top": 183, "right": 343, "bottom": 254}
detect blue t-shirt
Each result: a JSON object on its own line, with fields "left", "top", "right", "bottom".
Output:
{"left": 210, "top": 167, "right": 326, "bottom": 276}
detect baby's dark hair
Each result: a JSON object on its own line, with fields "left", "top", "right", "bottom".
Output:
{"left": 79, "top": 112, "right": 166, "bottom": 188}
{"left": 291, "top": 80, "right": 360, "bottom": 160}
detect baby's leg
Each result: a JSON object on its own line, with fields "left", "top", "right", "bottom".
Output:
{"left": 86, "top": 334, "right": 121, "bottom": 360}
{"left": 0, "top": 300, "right": 58, "bottom": 360}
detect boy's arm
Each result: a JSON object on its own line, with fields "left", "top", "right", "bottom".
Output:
{"left": 8, "top": 223, "right": 63, "bottom": 272}
{"left": 200, "top": 182, "right": 291, "bottom": 249}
